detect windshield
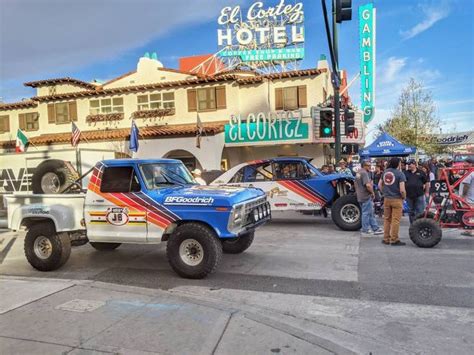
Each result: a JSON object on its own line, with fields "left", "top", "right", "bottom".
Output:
{"left": 139, "top": 163, "right": 196, "bottom": 189}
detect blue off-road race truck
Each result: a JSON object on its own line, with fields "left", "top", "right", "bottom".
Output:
{"left": 5, "top": 159, "right": 271, "bottom": 279}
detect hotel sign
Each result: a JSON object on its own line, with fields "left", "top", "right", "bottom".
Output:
{"left": 359, "top": 3, "right": 376, "bottom": 123}
{"left": 217, "top": 0, "right": 305, "bottom": 63}
{"left": 225, "top": 112, "right": 309, "bottom": 145}
{"left": 220, "top": 48, "right": 304, "bottom": 62}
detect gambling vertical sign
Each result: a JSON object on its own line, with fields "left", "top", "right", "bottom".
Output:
{"left": 359, "top": 3, "right": 376, "bottom": 123}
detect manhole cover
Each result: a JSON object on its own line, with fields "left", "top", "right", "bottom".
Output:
{"left": 56, "top": 299, "right": 105, "bottom": 313}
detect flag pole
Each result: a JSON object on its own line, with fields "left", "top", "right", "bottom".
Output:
{"left": 80, "top": 131, "right": 90, "bottom": 144}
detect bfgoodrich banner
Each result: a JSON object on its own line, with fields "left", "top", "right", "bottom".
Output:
{"left": 432, "top": 131, "right": 474, "bottom": 146}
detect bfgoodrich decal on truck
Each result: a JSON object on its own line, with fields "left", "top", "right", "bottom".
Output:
{"left": 164, "top": 196, "right": 215, "bottom": 205}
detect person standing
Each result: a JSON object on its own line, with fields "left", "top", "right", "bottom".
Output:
{"left": 404, "top": 159, "right": 429, "bottom": 224}
{"left": 378, "top": 157, "right": 407, "bottom": 246}
{"left": 355, "top": 160, "right": 383, "bottom": 236}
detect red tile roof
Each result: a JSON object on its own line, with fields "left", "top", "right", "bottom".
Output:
{"left": 24, "top": 77, "right": 98, "bottom": 90}
{"left": 0, "top": 122, "right": 226, "bottom": 148}
{"left": 0, "top": 100, "right": 38, "bottom": 111}
{"left": 31, "top": 75, "right": 240, "bottom": 102}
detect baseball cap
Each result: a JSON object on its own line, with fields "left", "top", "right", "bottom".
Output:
{"left": 407, "top": 159, "right": 416, "bottom": 165}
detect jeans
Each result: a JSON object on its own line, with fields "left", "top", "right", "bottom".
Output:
{"left": 406, "top": 195, "right": 426, "bottom": 224}
{"left": 360, "top": 199, "right": 380, "bottom": 233}
{"left": 384, "top": 198, "right": 403, "bottom": 243}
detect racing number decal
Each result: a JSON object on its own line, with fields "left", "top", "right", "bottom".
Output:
{"left": 106, "top": 208, "right": 129, "bottom": 226}
{"left": 430, "top": 180, "right": 449, "bottom": 195}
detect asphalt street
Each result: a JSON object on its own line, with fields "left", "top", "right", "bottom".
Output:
{"left": 1, "top": 212, "right": 473, "bottom": 354}
{"left": 1, "top": 212, "right": 473, "bottom": 308}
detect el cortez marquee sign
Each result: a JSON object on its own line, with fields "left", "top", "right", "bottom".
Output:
{"left": 217, "top": 0, "right": 305, "bottom": 63}
{"left": 359, "top": 3, "right": 376, "bottom": 123}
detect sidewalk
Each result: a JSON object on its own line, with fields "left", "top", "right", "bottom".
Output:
{"left": 1, "top": 276, "right": 473, "bottom": 355}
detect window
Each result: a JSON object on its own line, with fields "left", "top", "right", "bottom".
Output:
{"left": 0, "top": 115, "right": 10, "bottom": 133}
{"left": 55, "top": 103, "right": 69, "bottom": 123}
{"left": 47, "top": 102, "right": 77, "bottom": 124}
{"left": 243, "top": 163, "right": 273, "bottom": 183}
{"left": 139, "top": 163, "right": 195, "bottom": 189}
{"left": 187, "top": 86, "right": 226, "bottom": 112}
{"left": 19, "top": 112, "right": 39, "bottom": 131}
{"left": 90, "top": 97, "right": 124, "bottom": 114}
{"left": 137, "top": 92, "right": 174, "bottom": 110}
{"left": 198, "top": 88, "right": 216, "bottom": 111}
{"left": 275, "top": 86, "right": 307, "bottom": 111}
{"left": 273, "top": 162, "right": 310, "bottom": 180}
{"left": 100, "top": 167, "right": 140, "bottom": 193}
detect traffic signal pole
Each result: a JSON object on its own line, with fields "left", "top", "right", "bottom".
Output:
{"left": 321, "top": 0, "right": 352, "bottom": 163}
{"left": 332, "top": 2, "right": 342, "bottom": 162}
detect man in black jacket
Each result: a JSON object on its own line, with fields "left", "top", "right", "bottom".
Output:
{"left": 404, "top": 159, "right": 430, "bottom": 224}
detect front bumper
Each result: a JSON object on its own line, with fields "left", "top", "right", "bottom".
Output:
{"left": 229, "top": 197, "right": 271, "bottom": 236}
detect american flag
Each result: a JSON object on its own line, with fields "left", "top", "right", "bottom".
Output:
{"left": 71, "top": 122, "right": 81, "bottom": 147}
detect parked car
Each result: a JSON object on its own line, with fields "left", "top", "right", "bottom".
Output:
{"left": 211, "top": 157, "right": 361, "bottom": 231}
{"left": 5, "top": 159, "right": 271, "bottom": 279}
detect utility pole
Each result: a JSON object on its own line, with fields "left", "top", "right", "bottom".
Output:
{"left": 332, "top": 2, "right": 342, "bottom": 163}
{"left": 321, "top": 0, "right": 352, "bottom": 163}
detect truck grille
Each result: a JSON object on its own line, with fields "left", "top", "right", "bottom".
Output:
{"left": 243, "top": 197, "right": 271, "bottom": 226}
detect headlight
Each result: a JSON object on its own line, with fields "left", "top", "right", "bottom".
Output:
{"left": 232, "top": 205, "right": 243, "bottom": 223}
{"left": 258, "top": 207, "right": 263, "bottom": 219}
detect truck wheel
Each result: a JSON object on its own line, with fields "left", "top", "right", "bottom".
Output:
{"left": 90, "top": 242, "right": 121, "bottom": 251}
{"left": 409, "top": 218, "right": 442, "bottom": 248}
{"left": 166, "top": 222, "right": 222, "bottom": 279}
{"left": 331, "top": 194, "right": 362, "bottom": 231}
{"left": 415, "top": 212, "right": 435, "bottom": 220}
{"left": 32, "top": 160, "right": 78, "bottom": 194}
{"left": 222, "top": 231, "right": 254, "bottom": 254}
{"left": 24, "top": 222, "right": 71, "bottom": 271}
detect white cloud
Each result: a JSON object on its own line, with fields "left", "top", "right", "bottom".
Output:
{"left": 0, "top": 0, "right": 247, "bottom": 81}
{"left": 381, "top": 57, "right": 407, "bottom": 83}
{"left": 400, "top": 1, "right": 450, "bottom": 40}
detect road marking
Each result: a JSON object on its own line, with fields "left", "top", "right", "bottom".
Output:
{"left": 0, "top": 237, "right": 17, "bottom": 264}
{"left": 55, "top": 299, "right": 105, "bottom": 313}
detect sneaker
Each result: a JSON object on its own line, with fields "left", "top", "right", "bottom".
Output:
{"left": 390, "top": 241, "right": 406, "bottom": 246}
{"left": 360, "top": 231, "right": 373, "bottom": 237}
{"left": 372, "top": 229, "right": 384, "bottom": 235}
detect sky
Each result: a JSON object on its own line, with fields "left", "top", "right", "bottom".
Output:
{"left": 0, "top": 0, "right": 473, "bottom": 143}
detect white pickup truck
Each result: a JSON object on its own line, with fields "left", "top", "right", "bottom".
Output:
{"left": 5, "top": 158, "right": 271, "bottom": 279}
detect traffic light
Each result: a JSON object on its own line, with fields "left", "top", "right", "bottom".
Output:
{"left": 344, "top": 108, "right": 355, "bottom": 136}
{"left": 320, "top": 109, "right": 333, "bottom": 138}
{"left": 335, "top": 0, "right": 352, "bottom": 23}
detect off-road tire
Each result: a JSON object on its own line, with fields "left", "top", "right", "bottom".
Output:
{"left": 415, "top": 211, "right": 435, "bottom": 220}
{"left": 409, "top": 218, "right": 442, "bottom": 248}
{"left": 90, "top": 242, "right": 121, "bottom": 251}
{"left": 331, "top": 194, "right": 362, "bottom": 231}
{"left": 32, "top": 160, "right": 78, "bottom": 194}
{"left": 24, "top": 222, "right": 71, "bottom": 271}
{"left": 166, "top": 222, "right": 222, "bottom": 279}
{"left": 222, "top": 231, "right": 255, "bottom": 254}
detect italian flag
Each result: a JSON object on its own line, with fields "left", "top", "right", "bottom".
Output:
{"left": 16, "top": 129, "right": 29, "bottom": 153}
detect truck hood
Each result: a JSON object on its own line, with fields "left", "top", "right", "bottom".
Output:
{"left": 322, "top": 173, "right": 354, "bottom": 181}
{"left": 154, "top": 185, "right": 265, "bottom": 208}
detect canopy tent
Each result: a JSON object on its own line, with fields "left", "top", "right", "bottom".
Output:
{"left": 360, "top": 132, "right": 416, "bottom": 157}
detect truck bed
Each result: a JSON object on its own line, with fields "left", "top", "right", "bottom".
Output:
{"left": 5, "top": 193, "right": 86, "bottom": 232}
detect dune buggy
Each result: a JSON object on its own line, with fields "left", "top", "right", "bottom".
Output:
{"left": 409, "top": 167, "right": 474, "bottom": 248}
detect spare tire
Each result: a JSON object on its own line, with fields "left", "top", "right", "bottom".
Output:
{"left": 32, "top": 160, "right": 78, "bottom": 194}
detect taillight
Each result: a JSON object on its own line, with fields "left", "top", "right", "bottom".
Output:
{"left": 331, "top": 180, "right": 338, "bottom": 187}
